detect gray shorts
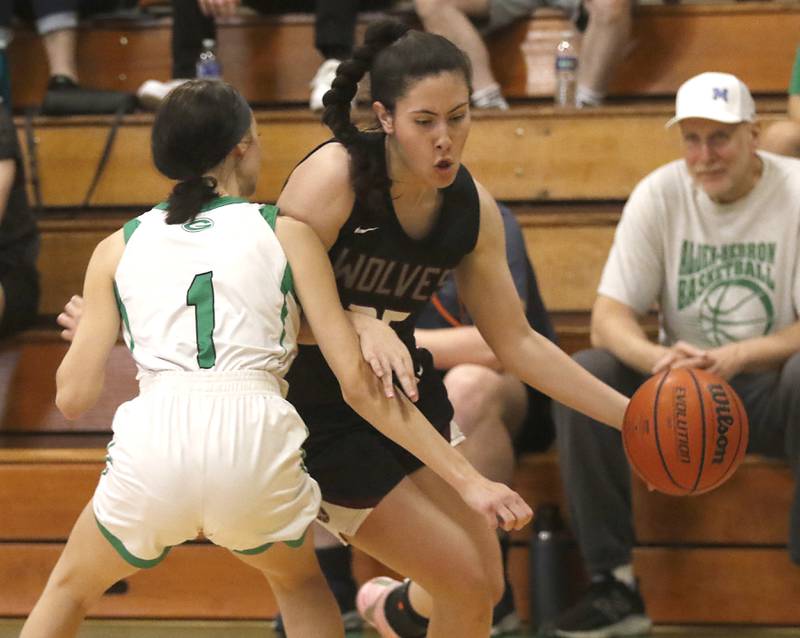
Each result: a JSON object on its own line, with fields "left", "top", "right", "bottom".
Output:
{"left": 482, "top": 0, "right": 582, "bottom": 33}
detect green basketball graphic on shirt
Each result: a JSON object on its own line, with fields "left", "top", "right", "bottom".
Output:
{"left": 698, "top": 278, "right": 774, "bottom": 346}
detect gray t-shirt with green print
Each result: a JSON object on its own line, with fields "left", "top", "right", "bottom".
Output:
{"left": 599, "top": 151, "right": 800, "bottom": 348}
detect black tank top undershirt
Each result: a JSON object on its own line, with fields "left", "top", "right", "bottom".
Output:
{"left": 286, "top": 134, "right": 481, "bottom": 419}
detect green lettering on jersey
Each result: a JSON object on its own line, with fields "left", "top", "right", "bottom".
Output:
{"left": 186, "top": 272, "right": 216, "bottom": 368}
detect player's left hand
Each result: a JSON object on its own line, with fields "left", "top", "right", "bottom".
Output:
{"left": 347, "top": 312, "right": 418, "bottom": 402}
{"left": 57, "top": 295, "right": 84, "bottom": 342}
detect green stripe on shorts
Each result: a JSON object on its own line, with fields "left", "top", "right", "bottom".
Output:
{"left": 95, "top": 516, "right": 172, "bottom": 569}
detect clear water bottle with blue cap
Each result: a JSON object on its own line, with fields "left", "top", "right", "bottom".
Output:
{"left": 554, "top": 38, "right": 578, "bottom": 108}
{"left": 196, "top": 39, "right": 222, "bottom": 79}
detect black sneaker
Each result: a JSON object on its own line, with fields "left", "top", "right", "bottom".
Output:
{"left": 550, "top": 573, "right": 652, "bottom": 637}
{"left": 41, "top": 75, "right": 137, "bottom": 116}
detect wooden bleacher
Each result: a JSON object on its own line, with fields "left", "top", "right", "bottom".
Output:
{"left": 2, "top": 350, "right": 798, "bottom": 623}
{"left": 3, "top": 0, "right": 800, "bottom": 627}
{"left": 8, "top": 3, "right": 800, "bottom": 109}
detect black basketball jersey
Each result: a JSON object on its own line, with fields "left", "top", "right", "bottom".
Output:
{"left": 286, "top": 135, "right": 481, "bottom": 413}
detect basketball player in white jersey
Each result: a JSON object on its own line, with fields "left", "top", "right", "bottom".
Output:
{"left": 21, "top": 80, "right": 532, "bottom": 638}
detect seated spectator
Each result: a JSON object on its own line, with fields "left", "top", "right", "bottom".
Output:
{"left": 760, "top": 45, "right": 800, "bottom": 158}
{"left": 413, "top": 0, "right": 631, "bottom": 109}
{"left": 303, "top": 203, "right": 558, "bottom": 638}
{"left": 0, "top": 104, "right": 39, "bottom": 337}
{"left": 1, "top": 0, "right": 135, "bottom": 115}
{"left": 137, "top": 0, "right": 393, "bottom": 111}
{"left": 551, "top": 72, "right": 800, "bottom": 638}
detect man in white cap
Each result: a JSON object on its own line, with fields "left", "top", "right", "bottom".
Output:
{"left": 549, "top": 72, "right": 800, "bottom": 637}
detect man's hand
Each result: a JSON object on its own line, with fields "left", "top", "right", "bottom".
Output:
{"left": 702, "top": 342, "right": 747, "bottom": 380}
{"left": 651, "top": 340, "right": 711, "bottom": 375}
{"left": 197, "top": 0, "right": 240, "bottom": 18}
{"left": 57, "top": 295, "right": 84, "bottom": 342}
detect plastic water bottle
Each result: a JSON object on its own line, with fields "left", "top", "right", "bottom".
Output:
{"left": 554, "top": 38, "right": 578, "bottom": 108}
{"left": 529, "top": 503, "right": 571, "bottom": 630}
{"left": 196, "top": 39, "right": 222, "bottom": 79}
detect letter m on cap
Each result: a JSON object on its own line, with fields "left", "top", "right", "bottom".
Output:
{"left": 712, "top": 87, "right": 729, "bottom": 102}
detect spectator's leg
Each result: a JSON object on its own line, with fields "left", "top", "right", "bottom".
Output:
{"left": 787, "top": 356, "right": 800, "bottom": 565}
{"left": 171, "top": 0, "right": 215, "bottom": 80}
{"left": 445, "top": 364, "right": 528, "bottom": 635}
{"left": 414, "top": 0, "right": 509, "bottom": 109}
{"left": 315, "top": 0, "right": 359, "bottom": 62}
{"left": 307, "top": 0, "right": 360, "bottom": 111}
{"left": 576, "top": 0, "right": 631, "bottom": 106}
{"left": 0, "top": 3, "right": 11, "bottom": 106}
{"left": 445, "top": 364, "right": 527, "bottom": 486}
{"left": 739, "top": 353, "right": 800, "bottom": 565}
{"left": 136, "top": 0, "right": 211, "bottom": 110}
{"left": 32, "top": 0, "right": 80, "bottom": 82}
{"left": 29, "top": 0, "right": 136, "bottom": 113}
{"left": 0, "top": 266, "right": 40, "bottom": 338}
{"left": 0, "top": 237, "right": 40, "bottom": 338}
{"left": 551, "top": 348, "right": 652, "bottom": 636}
{"left": 554, "top": 348, "right": 642, "bottom": 575}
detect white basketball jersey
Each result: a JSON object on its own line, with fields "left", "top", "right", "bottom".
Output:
{"left": 114, "top": 197, "right": 299, "bottom": 384}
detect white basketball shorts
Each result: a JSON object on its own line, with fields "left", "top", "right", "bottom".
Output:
{"left": 93, "top": 370, "right": 321, "bottom": 568}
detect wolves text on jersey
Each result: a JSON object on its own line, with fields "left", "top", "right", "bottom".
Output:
{"left": 333, "top": 247, "right": 451, "bottom": 302}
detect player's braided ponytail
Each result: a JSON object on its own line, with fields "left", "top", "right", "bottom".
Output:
{"left": 322, "top": 20, "right": 409, "bottom": 218}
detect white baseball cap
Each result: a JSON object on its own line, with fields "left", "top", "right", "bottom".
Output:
{"left": 666, "top": 72, "right": 756, "bottom": 128}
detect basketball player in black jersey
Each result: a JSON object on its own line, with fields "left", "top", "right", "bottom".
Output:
{"left": 277, "top": 20, "right": 630, "bottom": 638}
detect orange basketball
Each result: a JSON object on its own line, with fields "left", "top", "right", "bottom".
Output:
{"left": 622, "top": 368, "right": 749, "bottom": 496}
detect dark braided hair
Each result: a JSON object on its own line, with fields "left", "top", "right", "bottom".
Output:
{"left": 151, "top": 79, "right": 253, "bottom": 225}
{"left": 322, "top": 20, "right": 472, "bottom": 219}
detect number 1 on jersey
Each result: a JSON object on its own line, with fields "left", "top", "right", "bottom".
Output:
{"left": 187, "top": 272, "right": 216, "bottom": 369}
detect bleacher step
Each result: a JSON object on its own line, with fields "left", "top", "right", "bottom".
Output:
{"left": 33, "top": 204, "right": 621, "bottom": 319}
{"left": 0, "top": 452, "right": 794, "bottom": 623}
{"left": 17, "top": 103, "right": 785, "bottom": 209}
{"left": 9, "top": 4, "right": 800, "bottom": 109}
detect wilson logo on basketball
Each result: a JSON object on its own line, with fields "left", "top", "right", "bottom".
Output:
{"left": 708, "top": 383, "right": 734, "bottom": 464}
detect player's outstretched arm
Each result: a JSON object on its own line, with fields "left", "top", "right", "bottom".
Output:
{"left": 275, "top": 216, "right": 532, "bottom": 531}
{"left": 456, "top": 185, "right": 628, "bottom": 431}
{"left": 55, "top": 231, "right": 124, "bottom": 419}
